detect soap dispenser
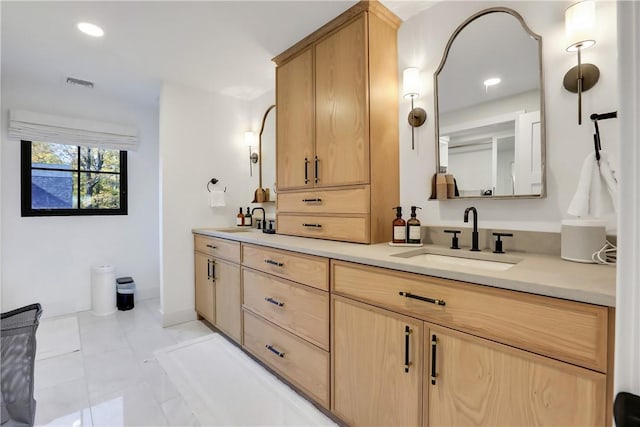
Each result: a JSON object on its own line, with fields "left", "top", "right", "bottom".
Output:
{"left": 392, "top": 207, "right": 406, "bottom": 243}
{"left": 236, "top": 207, "right": 244, "bottom": 226}
{"left": 244, "top": 207, "right": 252, "bottom": 227}
{"left": 407, "top": 206, "right": 422, "bottom": 244}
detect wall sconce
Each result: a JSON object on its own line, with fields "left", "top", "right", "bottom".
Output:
{"left": 403, "top": 67, "right": 426, "bottom": 150}
{"left": 245, "top": 131, "right": 258, "bottom": 176}
{"left": 563, "top": 0, "right": 599, "bottom": 125}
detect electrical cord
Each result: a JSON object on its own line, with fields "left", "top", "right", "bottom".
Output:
{"left": 592, "top": 240, "right": 617, "bottom": 265}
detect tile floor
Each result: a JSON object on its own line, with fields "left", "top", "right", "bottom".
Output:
{"left": 34, "top": 299, "right": 214, "bottom": 426}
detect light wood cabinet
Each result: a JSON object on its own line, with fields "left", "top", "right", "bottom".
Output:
{"left": 332, "top": 296, "right": 423, "bottom": 427}
{"left": 194, "top": 251, "right": 215, "bottom": 324}
{"left": 426, "top": 325, "right": 607, "bottom": 426}
{"left": 194, "top": 234, "right": 241, "bottom": 343}
{"left": 274, "top": 1, "right": 401, "bottom": 243}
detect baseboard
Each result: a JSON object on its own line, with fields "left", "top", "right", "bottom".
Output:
{"left": 162, "top": 307, "right": 197, "bottom": 327}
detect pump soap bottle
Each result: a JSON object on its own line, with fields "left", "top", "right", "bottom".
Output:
{"left": 392, "top": 206, "right": 406, "bottom": 243}
{"left": 236, "top": 208, "right": 244, "bottom": 226}
{"left": 244, "top": 207, "right": 252, "bottom": 227}
{"left": 407, "top": 206, "right": 422, "bottom": 244}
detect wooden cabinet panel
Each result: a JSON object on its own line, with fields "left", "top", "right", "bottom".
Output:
{"left": 194, "top": 251, "right": 214, "bottom": 324}
{"left": 426, "top": 325, "right": 606, "bottom": 426}
{"left": 243, "top": 310, "right": 330, "bottom": 408}
{"left": 277, "top": 214, "right": 369, "bottom": 243}
{"left": 214, "top": 259, "right": 242, "bottom": 343}
{"left": 332, "top": 296, "right": 422, "bottom": 427}
{"left": 194, "top": 235, "right": 240, "bottom": 263}
{"left": 242, "top": 268, "right": 329, "bottom": 350}
{"left": 315, "top": 15, "right": 369, "bottom": 187}
{"left": 332, "top": 260, "right": 609, "bottom": 372}
{"left": 277, "top": 186, "right": 370, "bottom": 214}
{"left": 276, "top": 49, "right": 314, "bottom": 190}
{"left": 242, "top": 244, "right": 329, "bottom": 291}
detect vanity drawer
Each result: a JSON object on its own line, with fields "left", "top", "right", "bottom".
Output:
{"left": 277, "top": 186, "right": 370, "bottom": 214}
{"left": 332, "top": 260, "right": 609, "bottom": 372}
{"left": 242, "top": 244, "right": 329, "bottom": 291}
{"left": 277, "top": 214, "right": 369, "bottom": 244}
{"left": 194, "top": 235, "right": 240, "bottom": 263}
{"left": 243, "top": 310, "right": 330, "bottom": 408}
{"left": 242, "top": 268, "right": 329, "bottom": 350}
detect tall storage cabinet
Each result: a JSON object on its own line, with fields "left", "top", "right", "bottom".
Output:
{"left": 274, "top": 1, "right": 401, "bottom": 244}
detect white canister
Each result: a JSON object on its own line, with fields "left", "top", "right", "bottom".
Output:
{"left": 561, "top": 219, "right": 606, "bottom": 263}
{"left": 91, "top": 265, "right": 116, "bottom": 316}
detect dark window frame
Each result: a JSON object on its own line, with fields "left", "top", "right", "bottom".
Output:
{"left": 20, "top": 140, "right": 128, "bottom": 217}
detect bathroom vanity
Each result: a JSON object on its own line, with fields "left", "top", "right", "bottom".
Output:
{"left": 192, "top": 228, "right": 615, "bottom": 427}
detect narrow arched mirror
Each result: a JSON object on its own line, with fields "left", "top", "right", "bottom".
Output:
{"left": 435, "top": 8, "right": 545, "bottom": 199}
{"left": 252, "top": 105, "right": 276, "bottom": 203}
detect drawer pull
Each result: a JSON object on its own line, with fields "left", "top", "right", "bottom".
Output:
{"left": 304, "top": 158, "right": 310, "bottom": 184}
{"left": 399, "top": 291, "right": 446, "bottom": 306}
{"left": 205, "top": 244, "right": 217, "bottom": 249}
{"left": 264, "top": 259, "right": 284, "bottom": 267}
{"left": 431, "top": 334, "right": 438, "bottom": 385}
{"left": 265, "top": 344, "right": 285, "bottom": 358}
{"left": 404, "top": 325, "right": 411, "bottom": 373}
{"left": 264, "top": 297, "right": 285, "bottom": 307}
{"left": 302, "top": 198, "right": 322, "bottom": 203}
{"left": 302, "top": 223, "right": 322, "bottom": 228}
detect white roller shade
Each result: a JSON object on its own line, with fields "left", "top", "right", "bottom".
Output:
{"left": 8, "top": 109, "right": 138, "bottom": 151}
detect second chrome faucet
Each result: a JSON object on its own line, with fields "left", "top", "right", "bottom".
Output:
{"left": 463, "top": 206, "right": 480, "bottom": 251}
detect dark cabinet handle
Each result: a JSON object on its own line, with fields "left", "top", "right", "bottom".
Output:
{"left": 264, "top": 259, "right": 284, "bottom": 267}
{"left": 302, "top": 223, "right": 322, "bottom": 228}
{"left": 264, "top": 297, "right": 284, "bottom": 307}
{"left": 304, "top": 158, "right": 310, "bottom": 184}
{"left": 431, "top": 334, "right": 438, "bottom": 385}
{"left": 314, "top": 156, "right": 319, "bottom": 183}
{"left": 207, "top": 259, "right": 212, "bottom": 280}
{"left": 210, "top": 260, "right": 216, "bottom": 281}
{"left": 404, "top": 325, "right": 411, "bottom": 373}
{"left": 302, "top": 198, "right": 322, "bottom": 203}
{"left": 265, "top": 344, "right": 285, "bottom": 358}
{"left": 205, "top": 244, "right": 217, "bottom": 249}
{"left": 399, "top": 291, "right": 446, "bottom": 306}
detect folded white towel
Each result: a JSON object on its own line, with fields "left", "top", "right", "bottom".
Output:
{"left": 567, "top": 150, "right": 617, "bottom": 217}
{"left": 208, "top": 190, "right": 226, "bottom": 207}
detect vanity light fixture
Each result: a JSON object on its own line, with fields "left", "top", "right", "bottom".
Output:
{"left": 402, "top": 67, "right": 427, "bottom": 150}
{"left": 245, "top": 131, "right": 258, "bottom": 176}
{"left": 563, "top": 0, "right": 599, "bottom": 125}
{"left": 77, "top": 22, "right": 104, "bottom": 37}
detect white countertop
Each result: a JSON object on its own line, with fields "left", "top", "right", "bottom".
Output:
{"left": 192, "top": 227, "right": 616, "bottom": 307}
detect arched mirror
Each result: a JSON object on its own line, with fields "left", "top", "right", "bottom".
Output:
{"left": 435, "top": 8, "right": 545, "bottom": 199}
{"left": 252, "top": 105, "right": 276, "bottom": 203}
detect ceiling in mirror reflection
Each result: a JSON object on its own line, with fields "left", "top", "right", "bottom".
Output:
{"left": 438, "top": 12, "right": 539, "bottom": 114}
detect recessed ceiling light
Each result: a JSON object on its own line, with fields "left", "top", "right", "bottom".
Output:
{"left": 77, "top": 22, "right": 104, "bottom": 37}
{"left": 483, "top": 77, "right": 501, "bottom": 87}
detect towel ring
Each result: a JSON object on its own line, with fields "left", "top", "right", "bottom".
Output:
{"left": 207, "top": 178, "right": 226, "bottom": 192}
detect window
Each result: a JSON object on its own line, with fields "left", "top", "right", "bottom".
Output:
{"left": 21, "top": 140, "right": 127, "bottom": 216}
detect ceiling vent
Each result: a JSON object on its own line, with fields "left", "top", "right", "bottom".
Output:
{"left": 66, "top": 77, "right": 94, "bottom": 89}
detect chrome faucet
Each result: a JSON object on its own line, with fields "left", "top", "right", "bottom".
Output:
{"left": 251, "top": 207, "right": 266, "bottom": 229}
{"left": 463, "top": 207, "right": 480, "bottom": 251}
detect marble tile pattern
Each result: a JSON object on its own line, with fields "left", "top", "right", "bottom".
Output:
{"left": 33, "top": 299, "right": 213, "bottom": 426}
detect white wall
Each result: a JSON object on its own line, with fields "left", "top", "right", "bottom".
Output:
{"left": 1, "top": 73, "right": 160, "bottom": 318}
{"left": 398, "top": 1, "right": 619, "bottom": 232}
{"left": 159, "top": 82, "right": 262, "bottom": 326}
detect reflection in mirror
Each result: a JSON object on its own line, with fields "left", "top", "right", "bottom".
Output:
{"left": 435, "top": 8, "right": 545, "bottom": 198}
{"left": 254, "top": 104, "right": 276, "bottom": 203}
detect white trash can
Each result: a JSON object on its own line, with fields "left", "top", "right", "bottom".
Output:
{"left": 91, "top": 265, "right": 116, "bottom": 316}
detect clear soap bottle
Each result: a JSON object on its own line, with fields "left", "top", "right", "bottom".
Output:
{"left": 392, "top": 206, "right": 406, "bottom": 243}
{"left": 407, "top": 206, "right": 422, "bottom": 244}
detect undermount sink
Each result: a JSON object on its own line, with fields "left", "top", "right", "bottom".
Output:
{"left": 391, "top": 248, "right": 521, "bottom": 272}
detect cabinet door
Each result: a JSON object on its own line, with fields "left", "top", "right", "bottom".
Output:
{"left": 214, "top": 258, "right": 241, "bottom": 343}
{"left": 276, "top": 49, "right": 314, "bottom": 190}
{"left": 333, "top": 296, "right": 422, "bottom": 427}
{"left": 194, "top": 251, "right": 215, "bottom": 324}
{"left": 315, "top": 15, "right": 369, "bottom": 187}
{"left": 426, "top": 325, "right": 606, "bottom": 427}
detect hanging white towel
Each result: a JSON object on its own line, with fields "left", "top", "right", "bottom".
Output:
{"left": 208, "top": 190, "right": 226, "bottom": 207}
{"left": 567, "top": 150, "right": 617, "bottom": 217}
